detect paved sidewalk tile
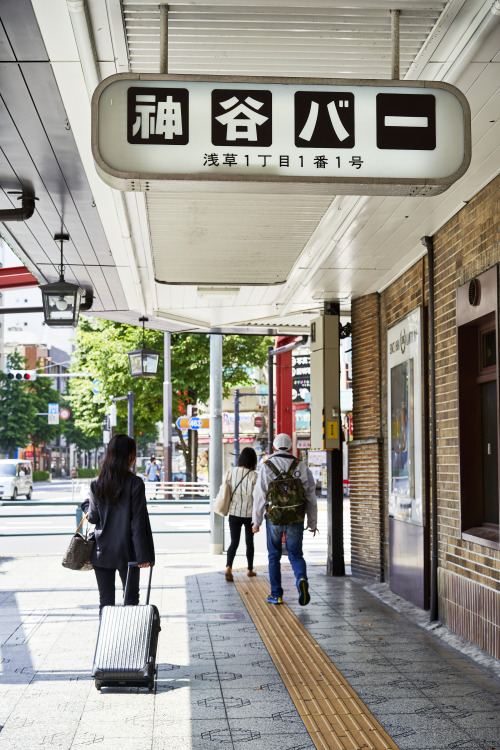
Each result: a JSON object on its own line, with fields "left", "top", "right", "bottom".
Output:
{"left": 0, "top": 553, "right": 499, "bottom": 750}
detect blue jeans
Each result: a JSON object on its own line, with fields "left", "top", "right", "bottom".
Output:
{"left": 266, "top": 520, "right": 307, "bottom": 598}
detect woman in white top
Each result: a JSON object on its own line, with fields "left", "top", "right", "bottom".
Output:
{"left": 225, "top": 447, "right": 258, "bottom": 582}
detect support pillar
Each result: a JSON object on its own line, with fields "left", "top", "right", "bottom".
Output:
{"left": 209, "top": 334, "right": 224, "bottom": 554}
{"left": 234, "top": 389, "right": 240, "bottom": 465}
{"left": 310, "top": 307, "right": 344, "bottom": 576}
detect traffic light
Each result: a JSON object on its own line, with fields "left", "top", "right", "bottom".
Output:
{"left": 7, "top": 370, "right": 37, "bottom": 381}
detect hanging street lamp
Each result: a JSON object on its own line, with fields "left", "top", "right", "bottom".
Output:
{"left": 128, "top": 316, "right": 160, "bottom": 377}
{"left": 39, "top": 233, "right": 92, "bottom": 327}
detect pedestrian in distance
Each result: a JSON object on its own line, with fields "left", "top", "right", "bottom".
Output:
{"left": 146, "top": 455, "right": 160, "bottom": 482}
{"left": 81, "top": 434, "right": 155, "bottom": 612}
{"left": 252, "top": 433, "right": 318, "bottom": 606}
{"left": 225, "top": 447, "right": 259, "bottom": 582}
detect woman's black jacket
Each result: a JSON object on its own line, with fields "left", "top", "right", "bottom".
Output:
{"left": 81, "top": 473, "right": 155, "bottom": 569}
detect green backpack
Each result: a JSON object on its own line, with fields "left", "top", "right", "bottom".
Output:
{"left": 265, "top": 458, "right": 307, "bottom": 526}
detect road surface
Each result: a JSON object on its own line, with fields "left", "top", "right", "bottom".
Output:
{"left": 0, "top": 480, "right": 349, "bottom": 564}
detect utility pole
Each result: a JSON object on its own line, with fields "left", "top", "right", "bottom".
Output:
{"left": 163, "top": 333, "right": 172, "bottom": 482}
{"left": 234, "top": 389, "right": 240, "bottom": 465}
{"left": 110, "top": 392, "right": 135, "bottom": 441}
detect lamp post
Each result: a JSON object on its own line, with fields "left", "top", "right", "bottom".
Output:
{"left": 39, "top": 234, "right": 86, "bottom": 328}
{"left": 128, "top": 317, "right": 160, "bottom": 377}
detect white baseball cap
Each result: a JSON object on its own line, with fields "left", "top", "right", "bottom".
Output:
{"left": 273, "top": 433, "right": 292, "bottom": 451}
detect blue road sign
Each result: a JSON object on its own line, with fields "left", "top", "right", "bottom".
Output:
{"left": 188, "top": 417, "right": 203, "bottom": 430}
{"left": 48, "top": 403, "right": 60, "bottom": 425}
{"left": 92, "top": 378, "right": 100, "bottom": 394}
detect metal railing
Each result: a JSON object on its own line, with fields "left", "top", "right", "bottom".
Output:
{"left": 0, "top": 498, "right": 211, "bottom": 537}
{"left": 144, "top": 481, "right": 210, "bottom": 500}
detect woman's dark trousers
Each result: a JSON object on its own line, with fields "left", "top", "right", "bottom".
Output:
{"left": 226, "top": 515, "right": 254, "bottom": 570}
{"left": 94, "top": 565, "right": 140, "bottom": 612}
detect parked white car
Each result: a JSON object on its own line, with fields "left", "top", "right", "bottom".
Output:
{"left": 0, "top": 459, "right": 33, "bottom": 500}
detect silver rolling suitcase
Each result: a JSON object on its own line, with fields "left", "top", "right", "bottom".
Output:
{"left": 92, "top": 563, "right": 160, "bottom": 691}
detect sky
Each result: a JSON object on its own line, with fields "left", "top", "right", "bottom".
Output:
{"left": 0, "top": 238, "right": 75, "bottom": 359}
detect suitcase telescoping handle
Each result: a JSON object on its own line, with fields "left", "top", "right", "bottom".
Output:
{"left": 123, "top": 562, "right": 154, "bottom": 606}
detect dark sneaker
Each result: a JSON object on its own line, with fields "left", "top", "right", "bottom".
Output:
{"left": 298, "top": 578, "right": 310, "bottom": 606}
{"left": 266, "top": 594, "right": 283, "bottom": 605}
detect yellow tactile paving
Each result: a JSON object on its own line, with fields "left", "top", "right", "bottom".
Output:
{"left": 234, "top": 574, "right": 401, "bottom": 750}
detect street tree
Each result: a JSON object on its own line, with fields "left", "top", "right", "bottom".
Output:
{"left": 59, "top": 398, "right": 102, "bottom": 469}
{"left": 170, "top": 333, "right": 272, "bottom": 479}
{"left": 0, "top": 352, "right": 38, "bottom": 458}
{"left": 68, "top": 318, "right": 165, "bottom": 439}
{"left": 68, "top": 318, "right": 272, "bottom": 478}
{"left": 28, "top": 374, "right": 62, "bottom": 470}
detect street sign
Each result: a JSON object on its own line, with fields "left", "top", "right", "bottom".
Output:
{"left": 59, "top": 408, "right": 70, "bottom": 420}
{"left": 93, "top": 74, "right": 470, "bottom": 197}
{"left": 92, "top": 378, "right": 100, "bottom": 394}
{"left": 48, "top": 403, "right": 59, "bottom": 425}
{"left": 254, "top": 415, "right": 263, "bottom": 429}
{"left": 258, "top": 396, "right": 268, "bottom": 407}
{"left": 176, "top": 416, "right": 210, "bottom": 430}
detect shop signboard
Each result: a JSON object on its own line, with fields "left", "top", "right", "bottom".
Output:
{"left": 292, "top": 354, "right": 311, "bottom": 403}
{"left": 93, "top": 75, "right": 470, "bottom": 196}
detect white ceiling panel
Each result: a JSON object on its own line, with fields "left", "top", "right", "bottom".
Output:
{"left": 123, "top": 2, "right": 445, "bottom": 79}
{"left": 147, "top": 192, "right": 333, "bottom": 285}
{"left": 20, "top": 0, "right": 500, "bottom": 333}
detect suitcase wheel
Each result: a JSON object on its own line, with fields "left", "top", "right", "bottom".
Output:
{"left": 95, "top": 681, "right": 102, "bottom": 691}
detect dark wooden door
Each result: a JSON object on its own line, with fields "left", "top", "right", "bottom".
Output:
{"left": 481, "top": 380, "right": 499, "bottom": 524}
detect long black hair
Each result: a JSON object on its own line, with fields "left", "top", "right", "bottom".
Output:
{"left": 92, "top": 433, "right": 136, "bottom": 504}
{"left": 238, "top": 447, "right": 257, "bottom": 470}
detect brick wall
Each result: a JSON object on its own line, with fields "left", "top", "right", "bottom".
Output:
{"left": 432, "top": 175, "right": 500, "bottom": 643}
{"left": 351, "top": 173, "right": 500, "bottom": 657}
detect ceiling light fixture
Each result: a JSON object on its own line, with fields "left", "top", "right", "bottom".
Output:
{"left": 128, "top": 316, "right": 161, "bottom": 377}
{"left": 39, "top": 233, "right": 92, "bottom": 327}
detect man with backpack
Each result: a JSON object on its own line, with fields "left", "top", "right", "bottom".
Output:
{"left": 252, "top": 433, "right": 318, "bottom": 606}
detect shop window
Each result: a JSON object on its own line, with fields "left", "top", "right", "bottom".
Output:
{"left": 457, "top": 268, "right": 499, "bottom": 548}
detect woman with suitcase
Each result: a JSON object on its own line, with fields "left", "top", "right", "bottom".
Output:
{"left": 81, "top": 434, "right": 155, "bottom": 611}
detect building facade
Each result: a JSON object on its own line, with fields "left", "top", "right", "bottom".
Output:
{"left": 350, "top": 173, "right": 500, "bottom": 659}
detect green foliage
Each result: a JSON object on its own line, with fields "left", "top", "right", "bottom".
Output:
{"left": 76, "top": 468, "right": 99, "bottom": 478}
{"left": 137, "top": 429, "right": 159, "bottom": 456}
{"left": 68, "top": 318, "right": 163, "bottom": 438}
{"left": 33, "top": 470, "right": 50, "bottom": 482}
{"left": 60, "top": 405, "right": 102, "bottom": 452}
{"left": 0, "top": 352, "right": 38, "bottom": 457}
{"left": 171, "top": 332, "right": 271, "bottom": 414}
{"left": 29, "top": 374, "right": 62, "bottom": 449}
{"left": 68, "top": 318, "right": 273, "bottom": 440}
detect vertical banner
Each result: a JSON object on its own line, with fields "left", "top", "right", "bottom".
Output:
{"left": 387, "top": 307, "right": 424, "bottom": 525}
